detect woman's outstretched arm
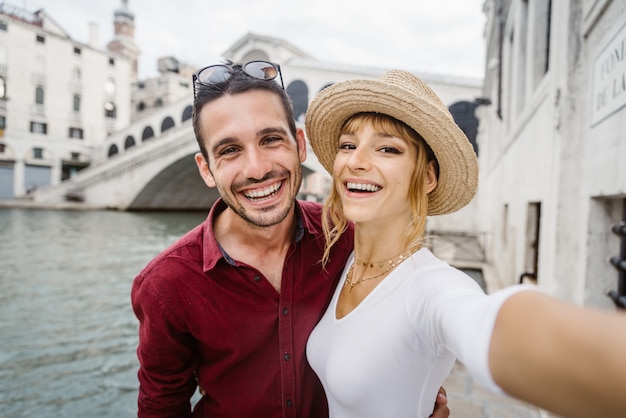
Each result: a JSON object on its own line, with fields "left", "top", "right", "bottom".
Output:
{"left": 489, "top": 291, "right": 626, "bottom": 418}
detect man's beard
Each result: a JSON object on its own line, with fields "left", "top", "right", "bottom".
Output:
{"left": 218, "top": 169, "right": 302, "bottom": 228}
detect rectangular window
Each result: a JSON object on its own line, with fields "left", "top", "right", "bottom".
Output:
{"left": 35, "top": 86, "right": 44, "bottom": 105}
{"left": 0, "top": 21, "right": 7, "bottom": 31}
{"left": 521, "top": 201, "right": 541, "bottom": 284}
{"left": 104, "top": 102, "right": 116, "bottom": 118}
{"left": 73, "top": 94, "right": 81, "bottom": 112}
{"left": 74, "top": 46, "right": 81, "bottom": 55}
{"left": 33, "top": 147, "right": 43, "bottom": 159}
{"left": 109, "top": 57, "right": 115, "bottom": 66}
{"left": 36, "top": 34, "right": 45, "bottom": 43}
{"left": 0, "top": 115, "right": 6, "bottom": 129}
{"left": 0, "top": 143, "right": 5, "bottom": 153}
{"left": 69, "top": 127, "right": 83, "bottom": 139}
{"left": 70, "top": 152, "right": 80, "bottom": 161}
{"left": 30, "top": 121, "right": 47, "bottom": 134}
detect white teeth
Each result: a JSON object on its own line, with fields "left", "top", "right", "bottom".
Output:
{"left": 244, "top": 182, "right": 281, "bottom": 199}
{"left": 346, "top": 182, "right": 381, "bottom": 192}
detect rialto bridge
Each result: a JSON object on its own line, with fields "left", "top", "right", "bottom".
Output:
{"left": 32, "top": 97, "right": 327, "bottom": 211}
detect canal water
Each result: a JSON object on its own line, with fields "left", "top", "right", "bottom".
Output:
{"left": 0, "top": 208, "right": 208, "bottom": 417}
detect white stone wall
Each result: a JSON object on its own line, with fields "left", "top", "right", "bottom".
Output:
{"left": 0, "top": 6, "right": 131, "bottom": 197}
{"left": 479, "top": 0, "right": 626, "bottom": 308}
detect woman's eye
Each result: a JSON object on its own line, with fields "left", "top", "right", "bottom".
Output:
{"left": 380, "top": 146, "right": 401, "bottom": 154}
{"left": 339, "top": 143, "right": 355, "bottom": 150}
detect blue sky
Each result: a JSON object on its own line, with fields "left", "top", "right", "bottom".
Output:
{"left": 32, "top": 0, "right": 486, "bottom": 80}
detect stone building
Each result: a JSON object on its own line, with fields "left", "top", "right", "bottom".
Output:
{"left": 130, "top": 56, "right": 195, "bottom": 123}
{"left": 477, "top": 0, "right": 626, "bottom": 309}
{"left": 0, "top": 2, "right": 133, "bottom": 198}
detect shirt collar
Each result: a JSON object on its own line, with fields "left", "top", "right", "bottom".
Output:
{"left": 202, "top": 199, "right": 319, "bottom": 272}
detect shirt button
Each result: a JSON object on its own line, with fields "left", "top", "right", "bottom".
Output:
{"left": 286, "top": 400, "right": 293, "bottom": 407}
{"left": 282, "top": 308, "right": 288, "bottom": 315}
{"left": 283, "top": 353, "right": 290, "bottom": 361}
{"left": 253, "top": 275, "right": 261, "bottom": 282}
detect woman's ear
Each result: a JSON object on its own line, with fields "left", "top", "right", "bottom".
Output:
{"left": 195, "top": 152, "right": 216, "bottom": 188}
{"left": 425, "top": 160, "right": 438, "bottom": 194}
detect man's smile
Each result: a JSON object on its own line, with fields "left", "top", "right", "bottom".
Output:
{"left": 242, "top": 181, "right": 283, "bottom": 201}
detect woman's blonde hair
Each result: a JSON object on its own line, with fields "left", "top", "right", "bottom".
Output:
{"left": 321, "top": 112, "right": 439, "bottom": 266}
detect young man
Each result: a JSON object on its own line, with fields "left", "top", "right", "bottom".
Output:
{"left": 131, "top": 61, "right": 449, "bottom": 417}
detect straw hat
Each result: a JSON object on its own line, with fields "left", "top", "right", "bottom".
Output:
{"left": 305, "top": 70, "right": 478, "bottom": 215}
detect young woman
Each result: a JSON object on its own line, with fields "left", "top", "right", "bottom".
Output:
{"left": 304, "top": 70, "right": 626, "bottom": 418}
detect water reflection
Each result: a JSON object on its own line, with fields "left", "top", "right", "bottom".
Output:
{"left": 0, "top": 208, "right": 207, "bottom": 417}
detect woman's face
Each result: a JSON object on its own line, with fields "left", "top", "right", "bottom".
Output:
{"left": 332, "top": 121, "right": 418, "bottom": 226}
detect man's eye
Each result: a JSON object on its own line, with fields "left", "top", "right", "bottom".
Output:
{"left": 264, "top": 136, "right": 282, "bottom": 144}
{"left": 219, "top": 147, "right": 239, "bottom": 156}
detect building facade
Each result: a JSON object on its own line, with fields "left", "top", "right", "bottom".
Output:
{"left": 0, "top": 2, "right": 132, "bottom": 199}
{"left": 478, "top": 0, "right": 626, "bottom": 309}
{"left": 130, "top": 56, "right": 195, "bottom": 123}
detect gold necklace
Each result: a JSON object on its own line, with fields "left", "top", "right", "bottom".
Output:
{"left": 344, "top": 246, "right": 421, "bottom": 292}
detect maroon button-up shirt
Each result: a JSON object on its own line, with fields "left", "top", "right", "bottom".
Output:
{"left": 132, "top": 199, "right": 353, "bottom": 418}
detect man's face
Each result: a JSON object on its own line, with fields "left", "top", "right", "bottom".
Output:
{"left": 195, "top": 89, "right": 306, "bottom": 228}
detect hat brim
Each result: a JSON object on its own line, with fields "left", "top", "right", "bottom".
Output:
{"left": 305, "top": 73, "right": 478, "bottom": 216}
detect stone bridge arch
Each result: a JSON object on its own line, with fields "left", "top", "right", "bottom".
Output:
{"left": 128, "top": 153, "right": 219, "bottom": 210}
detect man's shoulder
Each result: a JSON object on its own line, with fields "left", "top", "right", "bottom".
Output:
{"left": 137, "top": 222, "right": 206, "bottom": 278}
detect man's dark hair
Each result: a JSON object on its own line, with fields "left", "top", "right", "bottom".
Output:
{"left": 192, "top": 63, "right": 297, "bottom": 161}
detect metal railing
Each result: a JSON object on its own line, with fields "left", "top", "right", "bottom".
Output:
{"left": 607, "top": 199, "right": 626, "bottom": 309}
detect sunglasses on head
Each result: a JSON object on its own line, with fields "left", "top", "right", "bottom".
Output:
{"left": 192, "top": 60, "right": 284, "bottom": 97}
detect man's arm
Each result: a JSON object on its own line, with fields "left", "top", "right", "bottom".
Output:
{"left": 132, "top": 272, "right": 198, "bottom": 417}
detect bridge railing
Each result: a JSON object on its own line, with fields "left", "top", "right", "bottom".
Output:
{"left": 34, "top": 124, "right": 196, "bottom": 203}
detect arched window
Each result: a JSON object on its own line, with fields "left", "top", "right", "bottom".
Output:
{"left": 108, "top": 144, "right": 119, "bottom": 157}
{"left": 73, "top": 94, "right": 81, "bottom": 112}
{"left": 161, "top": 116, "right": 175, "bottom": 133}
{"left": 448, "top": 101, "right": 480, "bottom": 156}
{"left": 104, "top": 101, "right": 116, "bottom": 118}
{"left": 142, "top": 126, "right": 155, "bottom": 141}
{"left": 182, "top": 105, "right": 192, "bottom": 122}
{"left": 35, "top": 86, "right": 44, "bottom": 104}
{"left": 124, "top": 135, "right": 136, "bottom": 149}
{"left": 0, "top": 77, "right": 6, "bottom": 98}
{"left": 73, "top": 67, "right": 81, "bottom": 81}
{"left": 286, "top": 80, "right": 309, "bottom": 122}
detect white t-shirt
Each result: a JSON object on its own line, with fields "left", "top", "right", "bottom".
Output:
{"left": 307, "top": 248, "right": 536, "bottom": 418}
